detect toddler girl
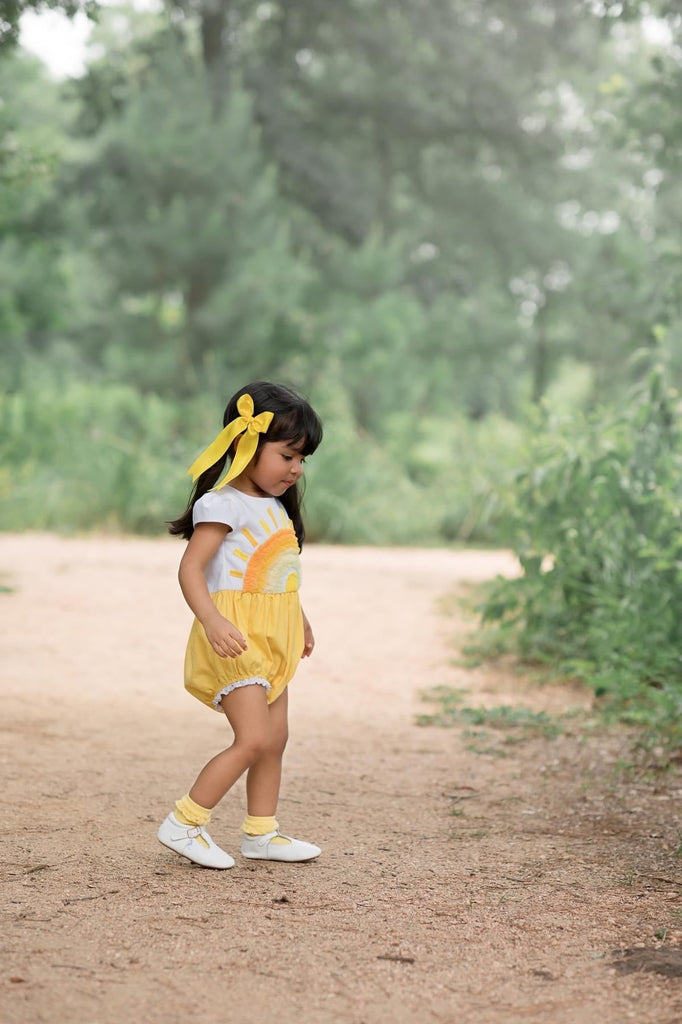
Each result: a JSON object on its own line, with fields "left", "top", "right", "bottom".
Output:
{"left": 157, "top": 381, "right": 323, "bottom": 868}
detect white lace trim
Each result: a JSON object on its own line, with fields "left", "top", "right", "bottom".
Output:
{"left": 212, "top": 676, "right": 271, "bottom": 708}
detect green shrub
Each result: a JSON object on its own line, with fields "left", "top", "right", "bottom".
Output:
{"left": 0, "top": 378, "right": 196, "bottom": 533}
{"left": 0, "top": 370, "right": 524, "bottom": 545}
{"left": 478, "top": 368, "right": 682, "bottom": 737}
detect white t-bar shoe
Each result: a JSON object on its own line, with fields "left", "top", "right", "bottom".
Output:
{"left": 157, "top": 813, "right": 235, "bottom": 869}
{"left": 241, "top": 830, "right": 321, "bottom": 862}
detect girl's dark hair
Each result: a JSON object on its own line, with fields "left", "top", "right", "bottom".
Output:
{"left": 168, "top": 381, "right": 323, "bottom": 548}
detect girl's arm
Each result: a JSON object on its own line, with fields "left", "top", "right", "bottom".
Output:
{"left": 179, "top": 522, "right": 248, "bottom": 659}
{"left": 301, "top": 605, "right": 315, "bottom": 658}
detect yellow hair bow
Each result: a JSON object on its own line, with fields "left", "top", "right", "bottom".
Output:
{"left": 187, "top": 393, "right": 274, "bottom": 490}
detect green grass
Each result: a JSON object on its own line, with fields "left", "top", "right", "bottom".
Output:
{"left": 417, "top": 685, "right": 563, "bottom": 740}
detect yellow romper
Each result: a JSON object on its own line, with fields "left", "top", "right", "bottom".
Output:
{"left": 183, "top": 486, "right": 304, "bottom": 711}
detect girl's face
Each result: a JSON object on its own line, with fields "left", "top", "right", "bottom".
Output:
{"left": 235, "top": 439, "right": 306, "bottom": 498}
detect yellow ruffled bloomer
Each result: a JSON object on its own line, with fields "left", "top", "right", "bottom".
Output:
{"left": 182, "top": 478, "right": 305, "bottom": 711}
{"left": 184, "top": 589, "right": 304, "bottom": 710}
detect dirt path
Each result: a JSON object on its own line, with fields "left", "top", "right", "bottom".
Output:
{"left": 2, "top": 535, "right": 682, "bottom": 1024}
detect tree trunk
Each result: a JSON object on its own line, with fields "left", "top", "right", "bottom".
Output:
{"left": 200, "top": 0, "right": 228, "bottom": 69}
{"left": 374, "top": 117, "right": 392, "bottom": 234}
{"left": 532, "top": 328, "right": 549, "bottom": 404}
{"left": 200, "top": 0, "right": 230, "bottom": 116}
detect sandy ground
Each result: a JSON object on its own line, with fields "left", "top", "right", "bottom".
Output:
{"left": 2, "top": 534, "right": 682, "bottom": 1024}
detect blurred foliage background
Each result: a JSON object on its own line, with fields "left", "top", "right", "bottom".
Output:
{"left": 2, "top": 0, "right": 681, "bottom": 545}
{"left": 3, "top": 0, "right": 682, "bottom": 731}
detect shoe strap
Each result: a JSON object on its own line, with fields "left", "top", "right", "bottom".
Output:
{"left": 250, "top": 830, "right": 281, "bottom": 846}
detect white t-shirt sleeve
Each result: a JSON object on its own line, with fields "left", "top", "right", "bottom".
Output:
{"left": 192, "top": 489, "right": 244, "bottom": 531}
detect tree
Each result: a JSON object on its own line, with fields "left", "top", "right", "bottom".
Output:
{"left": 0, "top": 49, "right": 79, "bottom": 388}
{"left": 14, "top": 0, "right": 682, "bottom": 414}
{"left": 66, "top": 23, "right": 311, "bottom": 394}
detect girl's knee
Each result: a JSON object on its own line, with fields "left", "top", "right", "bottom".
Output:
{"left": 234, "top": 731, "right": 269, "bottom": 765}
{"left": 242, "top": 725, "right": 287, "bottom": 762}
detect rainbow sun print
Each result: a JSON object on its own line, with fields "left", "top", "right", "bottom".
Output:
{"left": 229, "top": 505, "right": 300, "bottom": 593}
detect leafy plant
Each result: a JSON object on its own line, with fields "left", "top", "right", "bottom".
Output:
{"left": 418, "top": 686, "right": 563, "bottom": 739}
{"left": 477, "top": 367, "right": 682, "bottom": 740}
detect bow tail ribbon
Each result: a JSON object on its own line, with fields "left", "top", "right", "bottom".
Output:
{"left": 186, "top": 394, "right": 274, "bottom": 491}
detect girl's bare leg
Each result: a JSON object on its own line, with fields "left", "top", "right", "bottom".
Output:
{"left": 245, "top": 689, "right": 289, "bottom": 817}
{"left": 188, "top": 685, "right": 270, "bottom": 809}
{"left": 238, "top": 690, "right": 320, "bottom": 861}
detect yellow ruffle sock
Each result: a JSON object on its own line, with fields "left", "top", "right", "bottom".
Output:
{"left": 175, "top": 794, "right": 212, "bottom": 827}
{"left": 242, "top": 814, "right": 290, "bottom": 845}
{"left": 174, "top": 795, "right": 212, "bottom": 849}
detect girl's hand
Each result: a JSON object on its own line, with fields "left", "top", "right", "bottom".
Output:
{"left": 301, "top": 610, "right": 315, "bottom": 658}
{"left": 203, "top": 613, "right": 248, "bottom": 660}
